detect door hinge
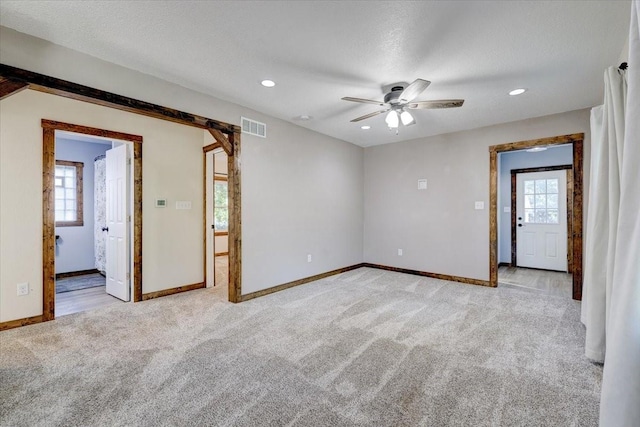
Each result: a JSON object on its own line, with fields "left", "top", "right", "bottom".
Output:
{"left": 127, "top": 272, "right": 130, "bottom": 280}
{"left": 128, "top": 215, "right": 131, "bottom": 222}
{"left": 127, "top": 158, "right": 132, "bottom": 165}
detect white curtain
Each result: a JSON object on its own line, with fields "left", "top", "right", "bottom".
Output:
{"left": 582, "top": 67, "right": 627, "bottom": 361}
{"left": 581, "top": 67, "right": 627, "bottom": 362}
{"left": 599, "top": 1, "right": 640, "bottom": 426}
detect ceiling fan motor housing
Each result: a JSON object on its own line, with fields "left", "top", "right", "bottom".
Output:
{"left": 384, "top": 86, "right": 405, "bottom": 105}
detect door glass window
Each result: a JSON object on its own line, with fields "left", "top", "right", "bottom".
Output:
{"left": 523, "top": 178, "right": 559, "bottom": 224}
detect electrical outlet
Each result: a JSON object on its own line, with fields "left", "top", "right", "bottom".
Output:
{"left": 307, "top": 254, "right": 312, "bottom": 263}
{"left": 398, "top": 249, "right": 403, "bottom": 256}
{"left": 17, "top": 282, "right": 29, "bottom": 296}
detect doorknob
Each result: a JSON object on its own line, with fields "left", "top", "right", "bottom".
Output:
{"left": 518, "top": 224, "right": 523, "bottom": 227}
{"left": 102, "top": 227, "right": 109, "bottom": 232}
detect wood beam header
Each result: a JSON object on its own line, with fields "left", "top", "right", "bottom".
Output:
{"left": 1, "top": 63, "right": 240, "bottom": 135}
{"left": 0, "top": 77, "right": 28, "bottom": 100}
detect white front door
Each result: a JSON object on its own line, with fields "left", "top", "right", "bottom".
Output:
{"left": 516, "top": 170, "right": 568, "bottom": 271}
{"left": 105, "top": 144, "right": 130, "bottom": 301}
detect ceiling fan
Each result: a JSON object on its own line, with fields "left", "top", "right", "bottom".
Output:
{"left": 342, "top": 79, "right": 464, "bottom": 131}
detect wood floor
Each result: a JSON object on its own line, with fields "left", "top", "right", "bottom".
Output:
{"left": 498, "top": 266, "right": 572, "bottom": 298}
{"left": 56, "top": 285, "right": 123, "bottom": 317}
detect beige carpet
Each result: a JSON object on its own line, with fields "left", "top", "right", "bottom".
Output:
{"left": 0, "top": 267, "right": 601, "bottom": 426}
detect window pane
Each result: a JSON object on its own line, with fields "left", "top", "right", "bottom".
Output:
{"left": 55, "top": 162, "right": 82, "bottom": 224}
{"left": 524, "top": 180, "right": 535, "bottom": 194}
{"left": 524, "top": 195, "right": 534, "bottom": 209}
{"left": 547, "top": 179, "right": 558, "bottom": 194}
{"left": 547, "top": 194, "right": 558, "bottom": 209}
{"left": 535, "top": 209, "right": 546, "bottom": 223}
{"left": 547, "top": 209, "right": 559, "bottom": 224}
{"left": 535, "top": 179, "right": 546, "bottom": 194}
{"left": 524, "top": 209, "right": 535, "bottom": 223}
{"left": 535, "top": 194, "right": 546, "bottom": 208}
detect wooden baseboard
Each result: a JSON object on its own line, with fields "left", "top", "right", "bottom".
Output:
{"left": 0, "top": 315, "right": 44, "bottom": 331}
{"left": 215, "top": 252, "right": 229, "bottom": 257}
{"left": 55, "top": 268, "right": 100, "bottom": 280}
{"left": 498, "top": 262, "right": 512, "bottom": 267}
{"left": 363, "top": 263, "right": 492, "bottom": 287}
{"left": 240, "top": 263, "right": 366, "bottom": 302}
{"left": 142, "top": 282, "right": 206, "bottom": 301}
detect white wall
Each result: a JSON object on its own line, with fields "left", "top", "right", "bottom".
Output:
{"left": 498, "top": 145, "right": 574, "bottom": 263}
{"left": 363, "top": 109, "right": 590, "bottom": 281}
{"left": 54, "top": 138, "right": 109, "bottom": 274}
{"left": 1, "top": 27, "right": 364, "bottom": 321}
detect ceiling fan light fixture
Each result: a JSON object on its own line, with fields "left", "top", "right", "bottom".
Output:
{"left": 400, "top": 110, "right": 415, "bottom": 126}
{"left": 385, "top": 110, "right": 399, "bottom": 128}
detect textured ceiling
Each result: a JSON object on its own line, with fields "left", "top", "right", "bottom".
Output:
{"left": 0, "top": 1, "right": 631, "bottom": 147}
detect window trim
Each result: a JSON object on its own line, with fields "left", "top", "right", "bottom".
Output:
{"left": 55, "top": 160, "right": 84, "bottom": 227}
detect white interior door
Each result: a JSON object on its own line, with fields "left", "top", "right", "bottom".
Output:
{"left": 106, "top": 144, "right": 130, "bottom": 301}
{"left": 516, "top": 170, "right": 568, "bottom": 271}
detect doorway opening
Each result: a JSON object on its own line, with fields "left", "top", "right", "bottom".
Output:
{"left": 42, "top": 120, "right": 143, "bottom": 321}
{"left": 489, "top": 134, "right": 584, "bottom": 300}
{"left": 499, "top": 160, "right": 573, "bottom": 297}
{"left": 204, "top": 143, "right": 230, "bottom": 300}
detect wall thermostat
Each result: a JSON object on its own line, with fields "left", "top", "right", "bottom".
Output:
{"left": 155, "top": 199, "right": 167, "bottom": 208}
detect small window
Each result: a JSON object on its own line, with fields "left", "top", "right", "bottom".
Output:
{"left": 214, "top": 177, "right": 228, "bottom": 232}
{"left": 55, "top": 160, "right": 83, "bottom": 227}
{"left": 524, "top": 178, "right": 559, "bottom": 224}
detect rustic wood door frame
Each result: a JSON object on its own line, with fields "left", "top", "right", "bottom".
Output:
{"left": 0, "top": 63, "right": 242, "bottom": 329}
{"left": 509, "top": 164, "right": 573, "bottom": 270}
{"left": 42, "top": 120, "right": 143, "bottom": 320}
{"left": 489, "top": 134, "right": 584, "bottom": 300}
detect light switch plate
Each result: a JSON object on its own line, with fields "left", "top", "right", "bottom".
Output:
{"left": 475, "top": 201, "right": 485, "bottom": 210}
{"left": 504, "top": 206, "right": 511, "bottom": 213}
{"left": 417, "top": 179, "right": 427, "bottom": 190}
{"left": 176, "top": 201, "right": 192, "bottom": 210}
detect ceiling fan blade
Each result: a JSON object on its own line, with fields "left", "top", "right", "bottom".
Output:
{"left": 342, "top": 97, "right": 385, "bottom": 106}
{"left": 407, "top": 99, "right": 465, "bottom": 109}
{"left": 399, "top": 79, "right": 431, "bottom": 103}
{"left": 350, "top": 109, "right": 390, "bottom": 122}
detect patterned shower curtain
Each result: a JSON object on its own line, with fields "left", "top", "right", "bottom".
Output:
{"left": 94, "top": 155, "right": 107, "bottom": 273}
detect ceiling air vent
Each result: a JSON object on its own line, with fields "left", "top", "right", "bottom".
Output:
{"left": 241, "top": 117, "right": 267, "bottom": 138}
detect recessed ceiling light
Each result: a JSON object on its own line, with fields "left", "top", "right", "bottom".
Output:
{"left": 261, "top": 79, "right": 276, "bottom": 87}
{"left": 298, "top": 115, "right": 312, "bottom": 121}
{"left": 509, "top": 88, "right": 526, "bottom": 96}
{"left": 361, "top": 125, "right": 371, "bottom": 130}
{"left": 526, "top": 146, "right": 547, "bottom": 152}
